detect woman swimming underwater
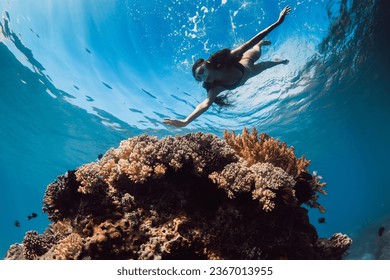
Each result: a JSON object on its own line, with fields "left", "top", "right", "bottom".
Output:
{"left": 163, "top": 5, "right": 291, "bottom": 128}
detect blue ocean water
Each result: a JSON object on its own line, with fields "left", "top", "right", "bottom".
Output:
{"left": 0, "top": 0, "right": 389, "bottom": 259}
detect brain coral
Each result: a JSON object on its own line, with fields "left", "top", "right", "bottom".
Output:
{"left": 5, "top": 129, "right": 351, "bottom": 260}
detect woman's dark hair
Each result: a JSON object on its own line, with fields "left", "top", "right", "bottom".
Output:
{"left": 208, "top": 48, "right": 239, "bottom": 69}
{"left": 192, "top": 48, "right": 241, "bottom": 107}
{"left": 214, "top": 94, "right": 233, "bottom": 107}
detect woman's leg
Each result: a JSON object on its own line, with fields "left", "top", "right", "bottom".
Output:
{"left": 250, "top": 59, "right": 289, "bottom": 77}
{"left": 241, "top": 40, "right": 271, "bottom": 63}
{"left": 239, "top": 41, "right": 288, "bottom": 83}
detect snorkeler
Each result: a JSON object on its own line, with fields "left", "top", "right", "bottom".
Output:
{"left": 163, "top": 6, "right": 291, "bottom": 128}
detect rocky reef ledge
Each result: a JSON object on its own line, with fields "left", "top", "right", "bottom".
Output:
{"left": 5, "top": 128, "right": 351, "bottom": 260}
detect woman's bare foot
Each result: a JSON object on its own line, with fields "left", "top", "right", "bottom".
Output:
{"left": 260, "top": 40, "right": 272, "bottom": 46}
{"left": 275, "top": 59, "right": 289, "bottom": 65}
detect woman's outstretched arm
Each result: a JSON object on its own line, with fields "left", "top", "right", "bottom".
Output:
{"left": 163, "top": 86, "right": 224, "bottom": 127}
{"left": 231, "top": 5, "right": 291, "bottom": 57}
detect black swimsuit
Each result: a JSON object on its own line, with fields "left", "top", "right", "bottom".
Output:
{"left": 202, "top": 49, "right": 246, "bottom": 91}
{"left": 220, "top": 62, "right": 246, "bottom": 90}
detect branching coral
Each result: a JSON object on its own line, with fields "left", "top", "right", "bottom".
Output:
{"left": 315, "top": 233, "right": 352, "bottom": 259}
{"left": 75, "top": 133, "right": 238, "bottom": 195}
{"left": 43, "top": 170, "right": 81, "bottom": 221}
{"left": 209, "top": 162, "right": 253, "bottom": 198}
{"left": 5, "top": 129, "right": 348, "bottom": 260}
{"left": 50, "top": 233, "right": 83, "bottom": 260}
{"left": 224, "top": 128, "right": 309, "bottom": 175}
{"left": 224, "top": 128, "right": 326, "bottom": 212}
{"left": 21, "top": 231, "right": 56, "bottom": 260}
{"left": 137, "top": 216, "right": 189, "bottom": 260}
{"left": 209, "top": 162, "right": 296, "bottom": 211}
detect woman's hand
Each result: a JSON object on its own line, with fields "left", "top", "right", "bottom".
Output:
{"left": 277, "top": 5, "right": 291, "bottom": 24}
{"left": 163, "top": 118, "right": 188, "bottom": 127}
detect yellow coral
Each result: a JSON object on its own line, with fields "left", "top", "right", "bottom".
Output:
{"left": 224, "top": 128, "right": 326, "bottom": 212}
{"left": 153, "top": 163, "right": 167, "bottom": 177}
{"left": 224, "top": 128, "right": 310, "bottom": 177}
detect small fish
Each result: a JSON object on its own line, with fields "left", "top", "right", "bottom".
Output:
{"left": 102, "top": 82, "right": 113, "bottom": 90}
{"left": 27, "top": 212, "right": 38, "bottom": 220}
{"left": 97, "top": 154, "right": 103, "bottom": 160}
{"left": 378, "top": 226, "right": 385, "bottom": 237}
{"left": 14, "top": 220, "right": 20, "bottom": 227}
{"left": 318, "top": 217, "right": 326, "bottom": 224}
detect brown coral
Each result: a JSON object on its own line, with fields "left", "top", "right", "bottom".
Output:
{"left": 50, "top": 233, "right": 83, "bottom": 260}
{"left": 224, "top": 128, "right": 309, "bottom": 175}
{"left": 5, "top": 129, "right": 348, "bottom": 260}
{"left": 75, "top": 133, "right": 238, "bottom": 193}
{"left": 224, "top": 128, "right": 327, "bottom": 212}
{"left": 209, "top": 162, "right": 296, "bottom": 211}
{"left": 21, "top": 231, "right": 56, "bottom": 260}
{"left": 315, "top": 233, "right": 352, "bottom": 259}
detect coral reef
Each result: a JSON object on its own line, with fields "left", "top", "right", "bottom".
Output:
{"left": 224, "top": 128, "right": 327, "bottom": 212}
{"left": 5, "top": 129, "right": 351, "bottom": 260}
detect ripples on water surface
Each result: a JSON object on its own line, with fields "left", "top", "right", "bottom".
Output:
{"left": 0, "top": 0, "right": 389, "bottom": 259}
